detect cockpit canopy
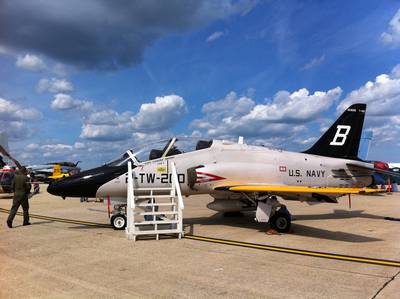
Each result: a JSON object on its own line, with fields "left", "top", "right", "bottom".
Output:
{"left": 106, "top": 137, "right": 213, "bottom": 167}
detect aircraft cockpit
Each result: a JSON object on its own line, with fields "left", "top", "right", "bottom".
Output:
{"left": 106, "top": 137, "right": 213, "bottom": 167}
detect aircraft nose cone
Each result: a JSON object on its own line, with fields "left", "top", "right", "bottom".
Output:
{"left": 47, "top": 178, "right": 76, "bottom": 197}
{"left": 47, "top": 180, "right": 64, "bottom": 196}
{"left": 47, "top": 174, "right": 102, "bottom": 198}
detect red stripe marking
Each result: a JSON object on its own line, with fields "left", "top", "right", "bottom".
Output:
{"left": 196, "top": 171, "right": 226, "bottom": 183}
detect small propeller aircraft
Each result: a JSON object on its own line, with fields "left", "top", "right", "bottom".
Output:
{"left": 48, "top": 104, "right": 399, "bottom": 231}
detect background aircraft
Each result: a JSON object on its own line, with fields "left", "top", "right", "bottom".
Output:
{"left": 0, "top": 133, "right": 79, "bottom": 194}
{"left": 48, "top": 104, "right": 399, "bottom": 231}
{"left": 27, "top": 162, "right": 81, "bottom": 182}
{"left": 0, "top": 144, "right": 20, "bottom": 194}
{"left": 0, "top": 166, "right": 15, "bottom": 194}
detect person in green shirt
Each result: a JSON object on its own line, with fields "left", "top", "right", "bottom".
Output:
{"left": 7, "top": 167, "right": 31, "bottom": 228}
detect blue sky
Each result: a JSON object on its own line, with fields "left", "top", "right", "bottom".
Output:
{"left": 1, "top": 0, "right": 400, "bottom": 169}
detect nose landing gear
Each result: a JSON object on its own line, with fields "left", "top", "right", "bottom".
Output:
{"left": 110, "top": 204, "right": 127, "bottom": 230}
{"left": 111, "top": 214, "right": 126, "bottom": 230}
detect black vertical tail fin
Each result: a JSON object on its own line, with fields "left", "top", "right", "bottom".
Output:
{"left": 303, "top": 103, "right": 366, "bottom": 160}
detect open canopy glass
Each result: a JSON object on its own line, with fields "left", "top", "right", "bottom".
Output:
{"left": 105, "top": 137, "right": 213, "bottom": 167}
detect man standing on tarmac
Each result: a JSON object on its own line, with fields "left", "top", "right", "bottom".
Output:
{"left": 7, "top": 167, "right": 31, "bottom": 228}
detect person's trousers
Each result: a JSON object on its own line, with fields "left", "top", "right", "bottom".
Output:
{"left": 7, "top": 196, "right": 29, "bottom": 224}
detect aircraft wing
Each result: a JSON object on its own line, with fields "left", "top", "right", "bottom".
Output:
{"left": 347, "top": 163, "right": 400, "bottom": 178}
{"left": 215, "top": 185, "right": 382, "bottom": 194}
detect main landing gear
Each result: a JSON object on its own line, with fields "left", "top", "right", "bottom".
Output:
{"left": 254, "top": 195, "right": 292, "bottom": 233}
{"left": 269, "top": 206, "right": 291, "bottom": 233}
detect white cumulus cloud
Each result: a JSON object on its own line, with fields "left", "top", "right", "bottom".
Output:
{"left": 51, "top": 93, "right": 93, "bottom": 111}
{"left": 202, "top": 91, "right": 255, "bottom": 118}
{"left": 37, "top": 78, "right": 74, "bottom": 93}
{"left": 15, "top": 53, "right": 47, "bottom": 71}
{"left": 0, "top": 97, "right": 42, "bottom": 121}
{"left": 80, "top": 110, "right": 134, "bottom": 141}
{"left": 84, "top": 110, "right": 133, "bottom": 126}
{"left": 381, "top": 8, "right": 400, "bottom": 47}
{"left": 191, "top": 87, "right": 341, "bottom": 140}
{"left": 338, "top": 65, "right": 400, "bottom": 116}
{"left": 132, "top": 95, "right": 187, "bottom": 132}
{"left": 338, "top": 64, "right": 400, "bottom": 144}
{"left": 80, "top": 94, "right": 187, "bottom": 141}
{"left": 243, "top": 87, "right": 341, "bottom": 122}
{"left": 0, "top": 97, "right": 42, "bottom": 139}
{"left": 80, "top": 123, "right": 132, "bottom": 141}
{"left": 41, "top": 144, "right": 73, "bottom": 152}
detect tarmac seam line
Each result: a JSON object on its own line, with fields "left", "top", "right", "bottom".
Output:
{"left": 371, "top": 270, "right": 400, "bottom": 299}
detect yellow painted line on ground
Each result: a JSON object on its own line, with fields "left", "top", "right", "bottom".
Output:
{"left": 0, "top": 208, "right": 111, "bottom": 228}
{"left": 184, "top": 235, "right": 400, "bottom": 268}
{"left": 2, "top": 207, "right": 399, "bottom": 267}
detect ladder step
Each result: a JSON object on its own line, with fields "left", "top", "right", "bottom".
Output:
{"left": 137, "top": 211, "right": 178, "bottom": 216}
{"left": 129, "top": 229, "right": 182, "bottom": 235}
{"left": 135, "top": 195, "right": 173, "bottom": 199}
{"left": 134, "top": 220, "right": 179, "bottom": 225}
{"left": 136, "top": 202, "right": 176, "bottom": 207}
{"left": 135, "top": 187, "right": 173, "bottom": 191}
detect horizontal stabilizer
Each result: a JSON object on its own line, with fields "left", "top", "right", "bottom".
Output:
{"left": 347, "top": 163, "right": 400, "bottom": 178}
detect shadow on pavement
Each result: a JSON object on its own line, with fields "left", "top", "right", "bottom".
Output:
{"left": 184, "top": 211, "right": 383, "bottom": 243}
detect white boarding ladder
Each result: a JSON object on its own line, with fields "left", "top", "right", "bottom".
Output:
{"left": 125, "top": 161, "right": 184, "bottom": 241}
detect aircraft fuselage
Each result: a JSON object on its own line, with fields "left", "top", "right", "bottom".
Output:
{"left": 88, "top": 141, "right": 373, "bottom": 202}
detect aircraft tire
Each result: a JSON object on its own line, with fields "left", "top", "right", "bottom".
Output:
{"left": 111, "top": 214, "right": 126, "bottom": 230}
{"left": 269, "top": 211, "right": 291, "bottom": 233}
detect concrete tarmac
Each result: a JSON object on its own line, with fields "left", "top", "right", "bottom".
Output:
{"left": 0, "top": 190, "right": 399, "bottom": 298}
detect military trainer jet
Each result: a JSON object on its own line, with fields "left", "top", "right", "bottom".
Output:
{"left": 48, "top": 104, "right": 398, "bottom": 231}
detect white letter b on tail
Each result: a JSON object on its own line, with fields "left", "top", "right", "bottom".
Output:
{"left": 330, "top": 125, "right": 351, "bottom": 146}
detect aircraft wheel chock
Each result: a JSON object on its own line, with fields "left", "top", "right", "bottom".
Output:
{"left": 111, "top": 214, "right": 126, "bottom": 230}
{"left": 269, "top": 211, "right": 291, "bottom": 233}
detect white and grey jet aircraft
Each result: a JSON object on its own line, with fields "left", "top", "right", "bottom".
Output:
{"left": 48, "top": 104, "right": 394, "bottom": 231}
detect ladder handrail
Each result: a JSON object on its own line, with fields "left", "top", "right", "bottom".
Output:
{"left": 126, "top": 150, "right": 139, "bottom": 165}
{"left": 126, "top": 161, "right": 135, "bottom": 236}
{"left": 170, "top": 161, "right": 184, "bottom": 210}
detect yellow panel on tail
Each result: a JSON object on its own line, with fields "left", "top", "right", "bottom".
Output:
{"left": 48, "top": 164, "right": 69, "bottom": 180}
